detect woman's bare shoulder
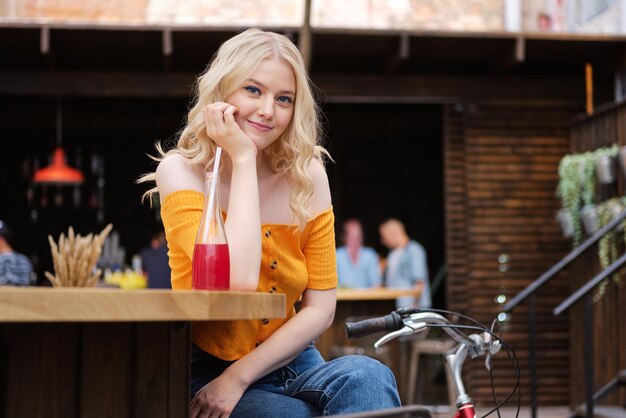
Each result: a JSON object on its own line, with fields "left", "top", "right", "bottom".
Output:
{"left": 156, "top": 153, "right": 204, "bottom": 199}
{"left": 308, "top": 158, "right": 332, "bottom": 215}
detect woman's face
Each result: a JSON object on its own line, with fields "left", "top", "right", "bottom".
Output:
{"left": 227, "top": 58, "right": 296, "bottom": 152}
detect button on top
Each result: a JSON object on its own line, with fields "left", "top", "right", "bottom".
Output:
{"left": 269, "top": 286, "right": 277, "bottom": 293}
{"left": 270, "top": 261, "right": 278, "bottom": 269}
{"left": 265, "top": 230, "right": 272, "bottom": 238}
{"left": 262, "top": 319, "right": 269, "bottom": 325}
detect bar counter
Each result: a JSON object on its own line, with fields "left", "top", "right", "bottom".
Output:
{"left": 0, "top": 287, "right": 285, "bottom": 418}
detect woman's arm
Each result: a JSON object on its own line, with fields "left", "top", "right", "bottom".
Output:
{"left": 157, "top": 103, "right": 262, "bottom": 291}
{"left": 228, "top": 287, "right": 336, "bottom": 381}
{"left": 189, "top": 288, "right": 336, "bottom": 418}
{"left": 204, "top": 103, "right": 262, "bottom": 291}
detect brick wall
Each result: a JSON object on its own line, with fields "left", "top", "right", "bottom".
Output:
{"left": 0, "top": 0, "right": 303, "bottom": 26}
{"left": 312, "top": 0, "right": 504, "bottom": 31}
{"left": 1, "top": 0, "right": 505, "bottom": 31}
{"left": 4, "top": 0, "right": 625, "bottom": 34}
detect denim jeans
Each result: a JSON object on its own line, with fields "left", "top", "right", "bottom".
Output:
{"left": 191, "top": 343, "right": 401, "bottom": 417}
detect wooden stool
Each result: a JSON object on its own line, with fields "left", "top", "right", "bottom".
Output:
{"left": 406, "top": 338, "right": 457, "bottom": 408}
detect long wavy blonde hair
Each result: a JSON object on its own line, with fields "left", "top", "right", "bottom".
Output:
{"left": 138, "top": 28, "right": 328, "bottom": 228}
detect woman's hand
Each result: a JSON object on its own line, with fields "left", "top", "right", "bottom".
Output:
{"left": 203, "top": 102, "right": 257, "bottom": 165}
{"left": 189, "top": 372, "right": 247, "bottom": 418}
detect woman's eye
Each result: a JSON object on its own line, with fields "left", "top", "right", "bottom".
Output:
{"left": 244, "top": 86, "right": 261, "bottom": 95}
{"left": 277, "top": 96, "right": 293, "bottom": 104}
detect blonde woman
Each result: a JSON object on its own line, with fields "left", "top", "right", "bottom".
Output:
{"left": 140, "top": 28, "right": 400, "bottom": 417}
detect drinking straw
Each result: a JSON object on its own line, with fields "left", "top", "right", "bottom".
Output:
{"left": 206, "top": 146, "right": 222, "bottom": 219}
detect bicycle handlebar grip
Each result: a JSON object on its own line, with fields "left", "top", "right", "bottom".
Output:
{"left": 345, "top": 312, "right": 403, "bottom": 339}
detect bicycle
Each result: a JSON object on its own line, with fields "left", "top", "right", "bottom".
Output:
{"left": 344, "top": 307, "right": 521, "bottom": 418}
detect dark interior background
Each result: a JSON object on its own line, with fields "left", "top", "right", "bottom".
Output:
{"left": 323, "top": 103, "right": 444, "bottom": 306}
{"left": 1, "top": 96, "right": 188, "bottom": 283}
{"left": 1, "top": 97, "right": 445, "bottom": 306}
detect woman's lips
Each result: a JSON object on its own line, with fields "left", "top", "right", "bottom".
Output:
{"left": 247, "top": 120, "right": 272, "bottom": 132}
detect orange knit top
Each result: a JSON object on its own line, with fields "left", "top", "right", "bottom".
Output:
{"left": 161, "top": 190, "right": 338, "bottom": 361}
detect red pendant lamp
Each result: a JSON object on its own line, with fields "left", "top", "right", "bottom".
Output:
{"left": 33, "top": 99, "right": 84, "bottom": 185}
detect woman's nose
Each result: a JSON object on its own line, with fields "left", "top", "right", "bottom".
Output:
{"left": 257, "top": 98, "right": 274, "bottom": 119}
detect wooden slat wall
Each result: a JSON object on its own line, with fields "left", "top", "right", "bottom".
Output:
{"left": 569, "top": 103, "right": 626, "bottom": 408}
{"left": 1, "top": 322, "right": 190, "bottom": 418}
{"left": 444, "top": 105, "right": 469, "bottom": 314}
{"left": 444, "top": 102, "right": 575, "bottom": 405}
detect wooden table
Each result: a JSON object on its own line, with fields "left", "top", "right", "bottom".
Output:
{"left": 0, "top": 287, "right": 285, "bottom": 418}
{"left": 316, "top": 287, "right": 422, "bottom": 403}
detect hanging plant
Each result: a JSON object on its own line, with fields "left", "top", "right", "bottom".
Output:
{"left": 557, "top": 146, "right": 618, "bottom": 247}
{"left": 557, "top": 154, "right": 584, "bottom": 246}
{"left": 594, "top": 197, "right": 625, "bottom": 303}
{"left": 579, "top": 151, "right": 599, "bottom": 236}
{"left": 579, "top": 151, "right": 597, "bottom": 208}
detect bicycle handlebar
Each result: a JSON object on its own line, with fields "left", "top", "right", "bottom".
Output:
{"left": 344, "top": 311, "right": 403, "bottom": 338}
{"left": 345, "top": 310, "right": 471, "bottom": 350}
{"left": 344, "top": 308, "right": 507, "bottom": 414}
{"left": 344, "top": 309, "right": 504, "bottom": 365}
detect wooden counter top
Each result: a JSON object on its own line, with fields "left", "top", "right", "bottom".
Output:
{"left": 336, "top": 287, "right": 421, "bottom": 301}
{"left": 0, "top": 287, "right": 285, "bottom": 322}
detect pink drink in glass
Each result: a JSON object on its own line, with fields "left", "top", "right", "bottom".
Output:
{"left": 192, "top": 243, "right": 230, "bottom": 290}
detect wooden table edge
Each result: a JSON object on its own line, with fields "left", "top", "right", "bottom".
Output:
{"left": 0, "top": 287, "right": 286, "bottom": 322}
{"left": 336, "top": 288, "right": 422, "bottom": 301}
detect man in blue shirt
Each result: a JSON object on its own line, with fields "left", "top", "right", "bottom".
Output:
{"left": 0, "top": 220, "right": 33, "bottom": 286}
{"left": 336, "top": 219, "right": 382, "bottom": 288}
{"left": 380, "top": 218, "right": 431, "bottom": 309}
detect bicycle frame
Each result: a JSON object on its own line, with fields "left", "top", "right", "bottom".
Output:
{"left": 447, "top": 343, "right": 475, "bottom": 418}
{"left": 370, "top": 312, "right": 500, "bottom": 418}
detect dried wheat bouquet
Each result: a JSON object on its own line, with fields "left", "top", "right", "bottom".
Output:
{"left": 45, "top": 223, "right": 113, "bottom": 287}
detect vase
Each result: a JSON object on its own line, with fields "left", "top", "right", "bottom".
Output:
{"left": 580, "top": 205, "right": 599, "bottom": 235}
{"left": 595, "top": 154, "right": 616, "bottom": 184}
{"left": 556, "top": 209, "right": 575, "bottom": 238}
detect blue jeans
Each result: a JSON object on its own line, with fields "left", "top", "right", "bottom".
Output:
{"left": 191, "top": 343, "right": 401, "bottom": 417}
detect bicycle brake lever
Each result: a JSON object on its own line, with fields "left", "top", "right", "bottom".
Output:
{"left": 374, "top": 323, "right": 426, "bottom": 348}
{"left": 483, "top": 332, "right": 502, "bottom": 371}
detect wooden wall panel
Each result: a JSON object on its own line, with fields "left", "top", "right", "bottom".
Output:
{"left": 80, "top": 324, "right": 133, "bottom": 418}
{"left": 444, "top": 102, "right": 575, "bottom": 405}
{"left": 444, "top": 105, "right": 469, "bottom": 314}
{"left": 134, "top": 323, "right": 169, "bottom": 418}
{"left": 168, "top": 322, "right": 190, "bottom": 418}
{"left": 1, "top": 324, "right": 79, "bottom": 418}
{"left": 569, "top": 103, "right": 626, "bottom": 408}
{"left": 0, "top": 322, "right": 190, "bottom": 418}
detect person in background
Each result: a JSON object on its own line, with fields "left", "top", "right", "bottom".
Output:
{"left": 140, "top": 229, "right": 171, "bottom": 289}
{"left": 139, "top": 28, "right": 400, "bottom": 418}
{"left": 0, "top": 220, "right": 33, "bottom": 286}
{"left": 336, "top": 219, "right": 381, "bottom": 288}
{"left": 379, "top": 218, "right": 431, "bottom": 309}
